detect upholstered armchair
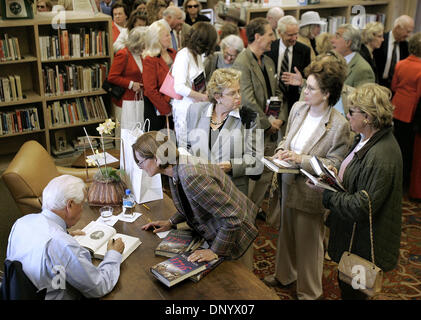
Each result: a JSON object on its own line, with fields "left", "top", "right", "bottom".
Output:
{"left": 2, "top": 140, "right": 98, "bottom": 216}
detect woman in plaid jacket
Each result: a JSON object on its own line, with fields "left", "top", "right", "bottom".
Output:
{"left": 133, "top": 131, "right": 259, "bottom": 270}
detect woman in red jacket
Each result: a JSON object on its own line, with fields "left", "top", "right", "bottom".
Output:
{"left": 391, "top": 32, "right": 421, "bottom": 199}
{"left": 142, "top": 20, "right": 177, "bottom": 131}
{"left": 108, "top": 26, "right": 147, "bottom": 136}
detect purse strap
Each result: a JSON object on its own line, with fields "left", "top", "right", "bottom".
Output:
{"left": 348, "top": 190, "right": 375, "bottom": 265}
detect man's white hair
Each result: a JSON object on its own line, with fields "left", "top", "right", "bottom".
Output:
{"left": 163, "top": 6, "right": 185, "bottom": 20}
{"left": 393, "top": 15, "right": 414, "bottom": 28}
{"left": 277, "top": 15, "right": 298, "bottom": 34}
{"left": 267, "top": 7, "right": 284, "bottom": 19}
{"left": 42, "top": 175, "right": 86, "bottom": 211}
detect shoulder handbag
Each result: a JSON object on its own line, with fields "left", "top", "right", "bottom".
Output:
{"left": 338, "top": 190, "right": 383, "bottom": 297}
{"left": 159, "top": 66, "right": 183, "bottom": 100}
{"left": 102, "top": 51, "right": 129, "bottom": 100}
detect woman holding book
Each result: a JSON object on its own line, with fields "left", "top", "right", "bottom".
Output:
{"left": 142, "top": 20, "right": 177, "bottom": 131}
{"left": 171, "top": 22, "right": 218, "bottom": 145}
{"left": 134, "top": 131, "right": 259, "bottom": 270}
{"left": 309, "top": 83, "right": 402, "bottom": 299}
{"left": 182, "top": 68, "right": 261, "bottom": 195}
{"left": 263, "top": 55, "right": 351, "bottom": 300}
{"left": 107, "top": 26, "right": 146, "bottom": 137}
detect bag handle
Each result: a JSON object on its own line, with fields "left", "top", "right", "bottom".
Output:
{"left": 130, "top": 119, "right": 150, "bottom": 134}
{"left": 348, "top": 190, "right": 375, "bottom": 265}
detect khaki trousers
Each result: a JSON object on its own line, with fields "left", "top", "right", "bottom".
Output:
{"left": 274, "top": 205, "right": 325, "bottom": 300}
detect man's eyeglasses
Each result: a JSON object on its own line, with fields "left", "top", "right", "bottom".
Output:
{"left": 187, "top": 4, "right": 199, "bottom": 8}
{"left": 348, "top": 109, "right": 365, "bottom": 116}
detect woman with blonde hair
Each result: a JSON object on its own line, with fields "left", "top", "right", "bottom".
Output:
{"left": 107, "top": 26, "right": 147, "bottom": 134}
{"left": 315, "top": 83, "right": 403, "bottom": 299}
{"left": 184, "top": 68, "right": 261, "bottom": 195}
{"left": 142, "top": 21, "right": 177, "bottom": 131}
{"left": 360, "top": 22, "right": 384, "bottom": 83}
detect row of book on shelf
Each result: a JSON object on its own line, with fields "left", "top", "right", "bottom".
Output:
{"left": 0, "top": 34, "right": 21, "bottom": 62}
{"left": 0, "top": 107, "right": 40, "bottom": 136}
{"left": 74, "top": 221, "right": 223, "bottom": 288}
{"left": 321, "top": 13, "right": 386, "bottom": 34}
{"left": 39, "top": 28, "right": 109, "bottom": 60}
{"left": 42, "top": 63, "right": 108, "bottom": 96}
{"left": 0, "top": 75, "right": 23, "bottom": 102}
{"left": 47, "top": 95, "right": 108, "bottom": 127}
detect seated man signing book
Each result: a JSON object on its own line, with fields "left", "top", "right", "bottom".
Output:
{"left": 6, "top": 175, "right": 125, "bottom": 300}
{"left": 135, "top": 131, "right": 259, "bottom": 270}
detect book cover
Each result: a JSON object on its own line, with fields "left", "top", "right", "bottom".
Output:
{"left": 300, "top": 168, "right": 339, "bottom": 192}
{"left": 261, "top": 156, "right": 299, "bottom": 174}
{"left": 150, "top": 252, "right": 208, "bottom": 287}
{"left": 155, "top": 229, "right": 200, "bottom": 258}
{"left": 265, "top": 98, "right": 282, "bottom": 117}
{"left": 74, "top": 221, "right": 141, "bottom": 263}
{"left": 189, "top": 257, "right": 224, "bottom": 283}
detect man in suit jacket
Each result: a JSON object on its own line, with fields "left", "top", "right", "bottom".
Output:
{"left": 161, "top": 6, "right": 191, "bottom": 51}
{"left": 373, "top": 15, "right": 414, "bottom": 88}
{"left": 233, "top": 17, "right": 285, "bottom": 211}
{"left": 265, "top": 15, "right": 311, "bottom": 113}
{"left": 331, "top": 23, "right": 375, "bottom": 87}
{"left": 135, "top": 131, "right": 259, "bottom": 270}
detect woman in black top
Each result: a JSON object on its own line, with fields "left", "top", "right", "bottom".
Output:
{"left": 183, "top": 0, "right": 210, "bottom": 26}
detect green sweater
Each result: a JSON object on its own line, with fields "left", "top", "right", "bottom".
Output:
{"left": 323, "top": 127, "right": 402, "bottom": 272}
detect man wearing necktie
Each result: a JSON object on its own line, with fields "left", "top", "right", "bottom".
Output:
{"left": 161, "top": 6, "right": 192, "bottom": 51}
{"left": 266, "top": 15, "right": 311, "bottom": 116}
{"left": 373, "top": 15, "right": 414, "bottom": 88}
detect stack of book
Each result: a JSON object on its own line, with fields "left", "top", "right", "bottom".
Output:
{"left": 155, "top": 229, "right": 203, "bottom": 258}
{"left": 0, "top": 108, "right": 40, "bottom": 135}
{"left": 42, "top": 62, "right": 108, "bottom": 96}
{"left": 46, "top": 96, "right": 108, "bottom": 127}
{"left": 72, "top": 136, "right": 99, "bottom": 152}
{"left": 39, "top": 28, "right": 109, "bottom": 60}
{"left": 0, "top": 75, "right": 23, "bottom": 102}
{"left": 0, "top": 34, "right": 21, "bottom": 61}
{"left": 52, "top": 144, "right": 76, "bottom": 158}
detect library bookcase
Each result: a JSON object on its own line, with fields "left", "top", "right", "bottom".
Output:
{"left": 0, "top": 11, "right": 113, "bottom": 156}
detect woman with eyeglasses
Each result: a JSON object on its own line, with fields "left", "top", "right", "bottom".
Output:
{"left": 133, "top": 131, "right": 259, "bottom": 270}
{"left": 183, "top": 0, "right": 210, "bottom": 26}
{"left": 36, "top": 0, "right": 52, "bottom": 12}
{"left": 263, "top": 55, "right": 351, "bottom": 300}
{"left": 182, "top": 68, "right": 261, "bottom": 195}
{"left": 204, "top": 35, "right": 244, "bottom": 81}
{"left": 311, "top": 83, "right": 402, "bottom": 300}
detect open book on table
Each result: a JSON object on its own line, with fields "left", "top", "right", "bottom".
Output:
{"left": 261, "top": 157, "right": 300, "bottom": 174}
{"left": 74, "top": 221, "right": 141, "bottom": 262}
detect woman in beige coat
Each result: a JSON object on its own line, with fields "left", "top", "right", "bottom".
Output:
{"left": 263, "top": 56, "right": 351, "bottom": 300}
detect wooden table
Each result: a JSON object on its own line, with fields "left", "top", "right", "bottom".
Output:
{"left": 71, "top": 149, "right": 120, "bottom": 169}
{"left": 71, "top": 194, "right": 279, "bottom": 300}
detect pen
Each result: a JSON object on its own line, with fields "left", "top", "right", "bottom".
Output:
{"left": 142, "top": 203, "right": 150, "bottom": 210}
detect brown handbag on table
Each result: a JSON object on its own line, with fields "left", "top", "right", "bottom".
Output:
{"left": 338, "top": 190, "right": 383, "bottom": 297}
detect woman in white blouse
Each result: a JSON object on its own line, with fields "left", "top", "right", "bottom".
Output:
{"left": 263, "top": 53, "right": 351, "bottom": 300}
{"left": 171, "top": 22, "right": 218, "bottom": 145}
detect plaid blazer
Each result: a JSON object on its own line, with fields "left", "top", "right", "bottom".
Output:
{"left": 169, "top": 163, "right": 259, "bottom": 260}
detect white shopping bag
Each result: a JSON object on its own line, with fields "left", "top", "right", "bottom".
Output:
{"left": 120, "top": 121, "right": 163, "bottom": 204}
{"left": 121, "top": 92, "right": 144, "bottom": 130}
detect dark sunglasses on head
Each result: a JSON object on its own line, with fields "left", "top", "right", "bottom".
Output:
{"left": 188, "top": 4, "right": 199, "bottom": 8}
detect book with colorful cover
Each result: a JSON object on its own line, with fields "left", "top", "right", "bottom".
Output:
{"left": 189, "top": 257, "right": 224, "bottom": 282}
{"left": 150, "top": 252, "right": 208, "bottom": 287}
{"left": 154, "top": 229, "right": 202, "bottom": 258}
{"left": 308, "top": 156, "right": 346, "bottom": 192}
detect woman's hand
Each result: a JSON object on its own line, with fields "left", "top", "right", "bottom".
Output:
{"left": 187, "top": 249, "right": 218, "bottom": 263}
{"left": 132, "top": 82, "right": 143, "bottom": 93}
{"left": 278, "top": 149, "right": 302, "bottom": 164}
{"left": 218, "top": 161, "right": 232, "bottom": 173}
{"left": 141, "top": 219, "right": 172, "bottom": 233}
{"left": 190, "top": 90, "right": 209, "bottom": 103}
{"left": 281, "top": 67, "right": 303, "bottom": 87}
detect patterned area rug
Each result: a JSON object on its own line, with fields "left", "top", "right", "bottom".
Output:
{"left": 252, "top": 197, "right": 421, "bottom": 300}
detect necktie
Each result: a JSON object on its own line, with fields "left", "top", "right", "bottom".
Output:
{"left": 170, "top": 30, "right": 178, "bottom": 51}
{"left": 279, "top": 47, "right": 290, "bottom": 94}
{"left": 388, "top": 41, "right": 397, "bottom": 81}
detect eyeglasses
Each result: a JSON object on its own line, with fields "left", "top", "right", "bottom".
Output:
{"left": 37, "top": 5, "right": 46, "bottom": 8}
{"left": 223, "top": 51, "right": 238, "bottom": 60}
{"left": 348, "top": 109, "right": 365, "bottom": 116}
{"left": 135, "top": 157, "right": 151, "bottom": 168}
{"left": 222, "top": 89, "right": 240, "bottom": 97}
{"left": 187, "top": 4, "right": 199, "bottom": 8}
{"left": 303, "top": 84, "right": 320, "bottom": 92}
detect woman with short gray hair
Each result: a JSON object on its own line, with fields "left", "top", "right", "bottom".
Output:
{"left": 204, "top": 34, "right": 244, "bottom": 80}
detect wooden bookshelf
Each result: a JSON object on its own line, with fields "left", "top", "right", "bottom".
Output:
{"left": 231, "top": 0, "right": 392, "bottom": 31}
{"left": 0, "top": 12, "right": 113, "bottom": 155}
